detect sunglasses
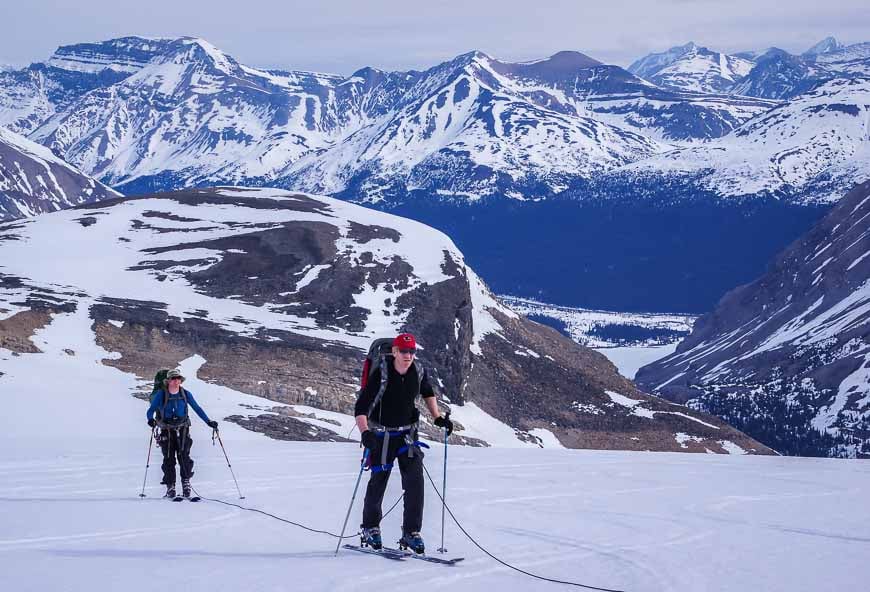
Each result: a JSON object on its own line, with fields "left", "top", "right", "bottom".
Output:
{"left": 398, "top": 348, "right": 417, "bottom": 355}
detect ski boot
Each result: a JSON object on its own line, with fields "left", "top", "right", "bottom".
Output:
{"left": 398, "top": 531, "right": 425, "bottom": 554}
{"left": 182, "top": 479, "right": 191, "bottom": 498}
{"left": 164, "top": 484, "right": 176, "bottom": 499}
{"left": 360, "top": 527, "right": 382, "bottom": 550}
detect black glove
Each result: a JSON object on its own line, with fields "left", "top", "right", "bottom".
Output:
{"left": 207, "top": 420, "right": 218, "bottom": 429}
{"left": 147, "top": 418, "right": 157, "bottom": 428}
{"left": 434, "top": 415, "right": 454, "bottom": 436}
{"left": 361, "top": 430, "right": 379, "bottom": 450}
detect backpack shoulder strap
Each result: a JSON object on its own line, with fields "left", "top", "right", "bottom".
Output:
{"left": 162, "top": 388, "right": 189, "bottom": 417}
{"left": 366, "top": 355, "right": 391, "bottom": 418}
{"left": 416, "top": 363, "right": 425, "bottom": 392}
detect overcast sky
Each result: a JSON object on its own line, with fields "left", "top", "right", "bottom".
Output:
{"left": 2, "top": 0, "right": 868, "bottom": 74}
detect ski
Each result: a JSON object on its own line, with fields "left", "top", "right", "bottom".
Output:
{"left": 386, "top": 546, "right": 464, "bottom": 566}
{"left": 343, "top": 544, "right": 463, "bottom": 566}
{"left": 172, "top": 496, "right": 184, "bottom": 502}
{"left": 342, "top": 544, "right": 406, "bottom": 561}
{"left": 171, "top": 496, "right": 201, "bottom": 502}
{"left": 188, "top": 496, "right": 201, "bottom": 502}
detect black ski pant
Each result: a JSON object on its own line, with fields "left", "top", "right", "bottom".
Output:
{"left": 362, "top": 435, "right": 425, "bottom": 535}
{"left": 159, "top": 425, "right": 194, "bottom": 486}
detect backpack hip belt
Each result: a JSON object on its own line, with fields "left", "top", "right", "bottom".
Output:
{"left": 368, "top": 421, "right": 422, "bottom": 466}
{"left": 158, "top": 417, "right": 191, "bottom": 429}
{"left": 368, "top": 421, "right": 417, "bottom": 433}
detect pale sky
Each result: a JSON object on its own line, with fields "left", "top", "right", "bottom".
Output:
{"left": 1, "top": 0, "right": 868, "bottom": 74}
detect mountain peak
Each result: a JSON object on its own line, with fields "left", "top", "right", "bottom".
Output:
{"left": 535, "top": 50, "right": 601, "bottom": 69}
{"left": 171, "top": 37, "right": 239, "bottom": 74}
{"left": 456, "top": 49, "right": 494, "bottom": 66}
{"left": 758, "top": 47, "right": 792, "bottom": 60}
{"left": 803, "top": 36, "right": 843, "bottom": 57}
{"left": 627, "top": 41, "right": 703, "bottom": 78}
{"left": 46, "top": 36, "right": 175, "bottom": 74}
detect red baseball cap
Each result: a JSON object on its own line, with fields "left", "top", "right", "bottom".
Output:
{"left": 393, "top": 333, "right": 417, "bottom": 349}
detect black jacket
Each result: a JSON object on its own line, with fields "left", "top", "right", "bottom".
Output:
{"left": 354, "top": 359, "right": 434, "bottom": 426}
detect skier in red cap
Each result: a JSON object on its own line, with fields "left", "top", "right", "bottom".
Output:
{"left": 354, "top": 332, "right": 453, "bottom": 554}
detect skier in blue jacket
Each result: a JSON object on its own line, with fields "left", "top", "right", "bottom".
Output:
{"left": 147, "top": 369, "right": 217, "bottom": 498}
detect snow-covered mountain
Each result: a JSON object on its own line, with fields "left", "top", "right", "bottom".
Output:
{"left": 0, "top": 37, "right": 173, "bottom": 135}
{"left": 0, "top": 35, "right": 863, "bottom": 207}
{"left": 628, "top": 42, "right": 755, "bottom": 94}
{"left": 0, "top": 126, "right": 120, "bottom": 221}
{"left": 636, "top": 181, "right": 870, "bottom": 458}
{"left": 729, "top": 48, "right": 831, "bottom": 99}
{"left": 813, "top": 41, "right": 870, "bottom": 77}
{"left": 803, "top": 36, "right": 846, "bottom": 58}
{"left": 630, "top": 38, "right": 870, "bottom": 101}
{"left": 0, "top": 37, "right": 775, "bottom": 201}
{"left": 0, "top": 185, "right": 767, "bottom": 454}
{"left": 617, "top": 75, "right": 870, "bottom": 204}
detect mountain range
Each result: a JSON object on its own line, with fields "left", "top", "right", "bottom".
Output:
{"left": 1, "top": 35, "right": 868, "bottom": 312}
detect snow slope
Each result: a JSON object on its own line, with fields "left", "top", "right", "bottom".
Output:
{"left": 0, "top": 323, "right": 866, "bottom": 592}
{"left": 0, "top": 126, "right": 120, "bottom": 220}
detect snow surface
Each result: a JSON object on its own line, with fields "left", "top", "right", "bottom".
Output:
{"left": 2, "top": 340, "right": 867, "bottom": 592}
{"left": 595, "top": 344, "right": 679, "bottom": 379}
{"left": 2, "top": 255, "right": 867, "bottom": 591}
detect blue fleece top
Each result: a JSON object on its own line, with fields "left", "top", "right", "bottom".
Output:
{"left": 147, "top": 388, "right": 211, "bottom": 424}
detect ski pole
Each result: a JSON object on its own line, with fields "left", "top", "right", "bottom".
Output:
{"left": 214, "top": 428, "right": 245, "bottom": 499}
{"left": 334, "top": 448, "right": 369, "bottom": 556}
{"left": 437, "top": 410, "right": 450, "bottom": 553}
{"left": 139, "top": 428, "right": 156, "bottom": 498}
